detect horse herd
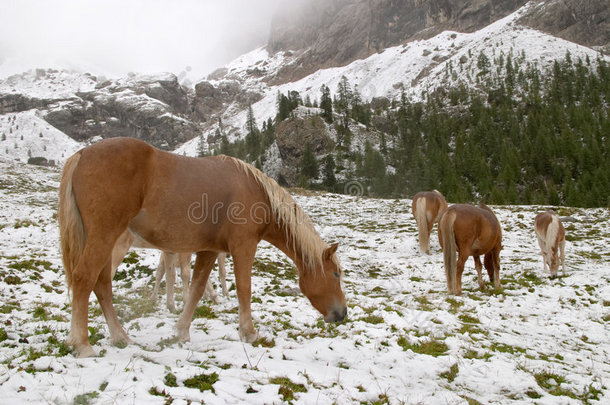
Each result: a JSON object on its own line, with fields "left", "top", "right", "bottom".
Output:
{"left": 412, "top": 190, "right": 566, "bottom": 296}
{"left": 57, "top": 137, "right": 566, "bottom": 357}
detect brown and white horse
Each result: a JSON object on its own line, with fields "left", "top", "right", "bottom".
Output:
{"left": 58, "top": 137, "right": 346, "bottom": 357}
{"left": 412, "top": 190, "right": 448, "bottom": 254}
{"left": 534, "top": 211, "right": 566, "bottom": 279}
{"left": 438, "top": 203, "right": 502, "bottom": 295}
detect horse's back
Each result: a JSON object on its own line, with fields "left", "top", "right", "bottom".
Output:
{"left": 535, "top": 211, "right": 565, "bottom": 243}
{"left": 447, "top": 203, "right": 501, "bottom": 252}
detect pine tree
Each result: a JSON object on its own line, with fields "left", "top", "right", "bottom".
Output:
{"left": 322, "top": 154, "right": 337, "bottom": 190}
{"left": 300, "top": 143, "right": 318, "bottom": 181}
{"left": 320, "top": 85, "right": 333, "bottom": 123}
{"left": 197, "top": 134, "right": 206, "bottom": 157}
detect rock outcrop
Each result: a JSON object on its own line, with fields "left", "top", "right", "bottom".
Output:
{"left": 0, "top": 70, "right": 200, "bottom": 150}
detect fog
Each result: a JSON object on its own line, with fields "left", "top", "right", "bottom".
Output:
{"left": 0, "top": 0, "right": 286, "bottom": 82}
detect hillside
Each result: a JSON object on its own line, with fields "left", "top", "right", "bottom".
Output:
{"left": 0, "top": 0, "right": 609, "bottom": 206}
{"left": 0, "top": 159, "right": 609, "bottom": 403}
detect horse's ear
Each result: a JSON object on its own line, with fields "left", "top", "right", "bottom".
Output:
{"left": 324, "top": 243, "right": 339, "bottom": 259}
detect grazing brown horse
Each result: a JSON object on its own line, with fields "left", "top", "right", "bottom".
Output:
{"left": 438, "top": 203, "right": 502, "bottom": 295}
{"left": 534, "top": 211, "right": 566, "bottom": 279}
{"left": 58, "top": 137, "right": 346, "bottom": 357}
{"left": 412, "top": 190, "right": 448, "bottom": 254}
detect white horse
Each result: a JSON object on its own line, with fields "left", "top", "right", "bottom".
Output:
{"left": 534, "top": 211, "right": 566, "bottom": 279}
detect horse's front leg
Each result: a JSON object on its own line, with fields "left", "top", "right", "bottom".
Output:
{"left": 218, "top": 253, "right": 229, "bottom": 296}
{"left": 176, "top": 251, "right": 218, "bottom": 342}
{"left": 559, "top": 240, "right": 566, "bottom": 275}
{"left": 152, "top": 253, "right": 166, "bottom": 300}
{"left": 473, "top": 256, "right": 485, "bottom": 290}
{"left": 231, "top": 244, "right": 258, "bottom": 342}
{"left": 165, "top": 255, "right": 178, "bottom": 313}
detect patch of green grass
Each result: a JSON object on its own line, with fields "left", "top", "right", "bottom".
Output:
{"left": 0, "top": 328, "right": 8, "bottom": 342}
{"left": 252, "top": 337, "right": 275, "bottom": 348}
{"left": 490, "top": 342, "right": 526, "bottom": 355}
{"left": 532, "top": 370, "right": 585, "bottom": 399}
{"left": 8, "top": 258, "right": 53, "bottom": 272}
{"left": 3, "top": 274, "right": 22, "bottom": 285}
{"left": 270, "top": 377, "right": 307, "bottom": 402}
{"left": 397, "top": 336, "right": 448, "bottom": 357}
{"left": 446, "top": 297, "right": 463, "bottom": 313}
{"left": 164, "top": 372, "right": 178, "bottom": 387}
{"left": 0, "top": 302, "right": 20, "bottom": 313}
{"left": 360, "top": 314, "right": 384, "bottom": 324}
{"left": 525, "top": 389, "right": 542, "bottom": 398}
{"left": 184, "top": 372, "right": 219, "bottom": 393}
{"left": 440, "top": 363, "right": 459, "bottom": 382}
{"left": 73, "top": 391, "right": 99, "bottom": 405}
{"left": 415, "top": 295, "right": 434, "bottom": 311}
{"left": 193, "top": 304, "right": 217, "bottom": 319}
{"left": 253, "top": 257, "right": 297, "bottom": 281}
{"left": 32, "top": 305, "right": 49, "bottom": 320}
{"left": 88, "top": 326, "right": 104, "bottom": 345}
{"left": 114, "top": 289, "right": 158, "bottom": 322}
{"left": 458, "top": 314, "right": 480, "bottom": 324}
{"left": 14, "top": 219, "right": 37, "bottom": 228}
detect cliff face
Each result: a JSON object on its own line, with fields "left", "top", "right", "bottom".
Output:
{"left": 268, "top": 0, "right": 530, "bottom": 83}
{"left": 519, "top": 0, "right": 610, "bottom": 52}
{"left": 0, "top": 71, "right": 200, "bottom": 150}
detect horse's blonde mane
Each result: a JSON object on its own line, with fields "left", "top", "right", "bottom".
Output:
{"left": 225, "top": 156, "right": 333, "bottom": 273}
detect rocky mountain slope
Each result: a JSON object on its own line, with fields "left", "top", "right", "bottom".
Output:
{"left": 0, "top": 0, "right": 608, "bottom": 179}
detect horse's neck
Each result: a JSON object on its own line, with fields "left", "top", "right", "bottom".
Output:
{"left": 264, "top": 225, "right": 306, "bottom": 271}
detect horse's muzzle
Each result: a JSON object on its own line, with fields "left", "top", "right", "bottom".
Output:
{"left": 324, "top": 305, "right": 347, "bottom": 323}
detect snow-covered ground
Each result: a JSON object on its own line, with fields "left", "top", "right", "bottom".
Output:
{"left": 0, "top": 159, "right": 608, "bottom": 404}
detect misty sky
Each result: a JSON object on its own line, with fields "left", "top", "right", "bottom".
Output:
{"left": 0, "top": 0, "right": 285, "bottom": 81}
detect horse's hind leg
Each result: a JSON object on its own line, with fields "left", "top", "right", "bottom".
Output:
{"left": 455, "top": 252, "right": 468, "bottom": 295}
{"left": 485, "top": 250, "right": 501, "bottom": 289}
{"left": 94, "top": 260, "right": 130, "bottom": 346}
{"left": 67, "top": 242, "right": 114, "bottom": 357}
{"left": 176, "top": 251, "right": 218, "bottom": 342}
{"left": 473, "top": 256, "right": 485, "bottom": 290}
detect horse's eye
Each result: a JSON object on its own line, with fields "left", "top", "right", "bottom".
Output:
{"left": 333, "top": 272, "right": 340, "bottom": 279}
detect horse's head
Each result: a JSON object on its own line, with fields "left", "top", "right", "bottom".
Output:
{"left": 548, "top": 248, "right": 560, "bottom": 278}
{"left": 299, "top": 243, "right": 347, "bottom": 323}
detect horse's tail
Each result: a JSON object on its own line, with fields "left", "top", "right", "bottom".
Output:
{"left": 415, "top": 197, "right": 429, "bottom": 253}
{"left": 440, "top": 211, "right": 457, "bottom": 294}
{"left": 58, "top": 153, "right": 85, "bottom": 294}
{"left": 546, "top": 215, "right": 559, "bottom": 251}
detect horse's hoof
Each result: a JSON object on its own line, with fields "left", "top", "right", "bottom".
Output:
{"left": 75, "top": 345, "right": 96, "bottom": 358}
{"left": 111, "top": 335, "right": 132, "bottom": 348}
{"left": 550, "top": 275, "right": 557, "bottom": 280}
{"left": 240, "top": 331, "right": 259, "bottom": 343}
{"left": 176, "top": 329, "right": 190, "bottom": 343}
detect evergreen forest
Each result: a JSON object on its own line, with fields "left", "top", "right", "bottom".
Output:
{"left": 211, "top": 53, "right": 610, "bottom": 207}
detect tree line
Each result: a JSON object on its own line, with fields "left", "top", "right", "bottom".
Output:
{"left": 207, "top": 53, "right": 609, "bottom": 207}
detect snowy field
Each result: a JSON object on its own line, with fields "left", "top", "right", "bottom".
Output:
{"left": 0, "top": 158, "right": 609, "bottom": 404}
